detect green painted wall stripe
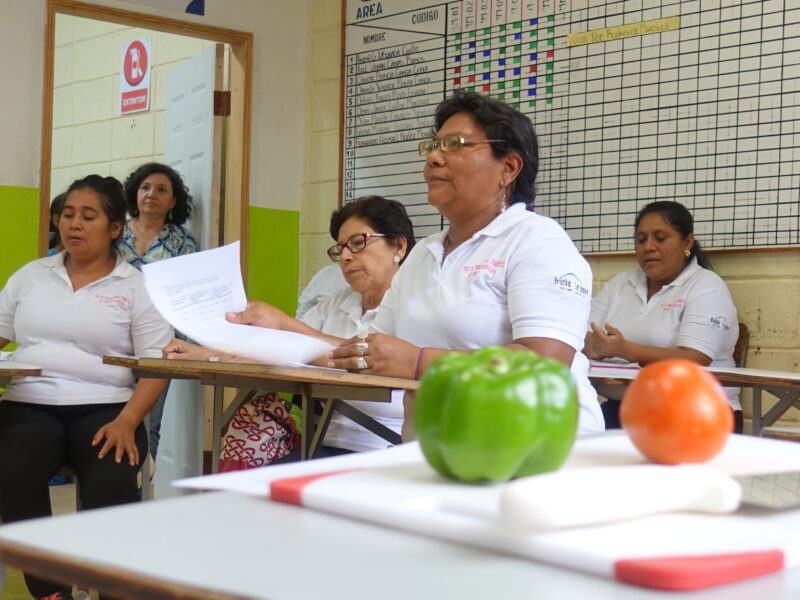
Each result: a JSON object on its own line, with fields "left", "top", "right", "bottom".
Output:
{"left": 0, "top": 185, "right": 39, "bottom": 289}
{"left": 246, "top": 206, "right": 299, "bottom": 316}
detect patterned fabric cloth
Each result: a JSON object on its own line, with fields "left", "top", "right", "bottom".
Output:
{"left": 118, "top": 220, "right": 198, "bottom": 269}
{"left": 218, "top": 393, "right": 300, "bottom": 472}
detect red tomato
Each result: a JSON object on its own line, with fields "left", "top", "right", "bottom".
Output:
{"left": 620, "top": 359, "right": 733, "bottom": 465}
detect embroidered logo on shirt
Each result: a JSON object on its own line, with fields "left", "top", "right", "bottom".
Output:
{"left": 94, "top": 294, "right": 133, "bottom": 309}
{"left": 462, "top": 258, "right": 505, "bottom": 279}
{"left": 554, "top": 273, "right": 589, "bottom": 298}
{"left": 710, "top": 316, "right": 731, "bottom": 330}
{"left": 660, "top": 298, "right": 685, "bottom": 312}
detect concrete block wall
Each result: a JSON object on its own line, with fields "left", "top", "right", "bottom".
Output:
{"left": 301, "top": 0, "right": 343, "bottom": 290}
{"left": 50, "top": 13, "right": 213, "bottom": 197}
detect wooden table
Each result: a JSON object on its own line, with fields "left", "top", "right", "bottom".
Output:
{"left": 3, "top": 489, "right": 799, "bottom": 600}
{"left": 0, "top": 360, "right": 41, "bottom": 385}
{"left": 589, "top": 363, "right": 800, "bottom": 436}
{"left": 103, "top": 356, "right": 418, "bottom": 466}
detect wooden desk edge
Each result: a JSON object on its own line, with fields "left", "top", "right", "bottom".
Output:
{"left": 103, "top": 356, "right": 420, "bottom": 391}
{"left": 0, "top": 539, "right": 256, "bottom": 600}
{"left": 0, "top": 366, "right": 42, "bottom": 377}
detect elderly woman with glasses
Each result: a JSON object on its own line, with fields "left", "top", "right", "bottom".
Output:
{"left": 165, "top": 195, "right": 415, "bottom": 458}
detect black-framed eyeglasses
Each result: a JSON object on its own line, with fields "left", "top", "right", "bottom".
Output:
{"left": 418, "top": 135, "right": 503, "bottom": 156}
{"left": 327, "top": 233, "right": 387, "bottom": 262}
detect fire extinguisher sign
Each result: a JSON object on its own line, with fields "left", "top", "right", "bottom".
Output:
{"left": 120, "top": 38, "right": 152, "bottom": 114}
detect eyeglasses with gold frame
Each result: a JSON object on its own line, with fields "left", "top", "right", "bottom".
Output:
{"left": 418, "top": 135, "right": 503, "bottom": 156}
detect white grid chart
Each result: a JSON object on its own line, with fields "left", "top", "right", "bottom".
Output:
{"left": 343, "top": 0, "right": 800, "bottom": 252}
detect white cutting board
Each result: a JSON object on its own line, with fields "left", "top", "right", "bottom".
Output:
{"left": 269, "top": 433, "right": 800, "bottom": 591}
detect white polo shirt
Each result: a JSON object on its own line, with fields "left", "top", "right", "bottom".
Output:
{"left": 371, "top": 203, "right": 604, "bottom": 433}
{"left": 0, "top": 252, "right": 174, "bottom": 406}
{"left": 302, "top": 286, "right": 403, "bottom": 452}
{"left": 295, "top": 263, "right": 349, "bottom": 320}
{"left": 590, "top": 258, "right": 740, "bottom": 409}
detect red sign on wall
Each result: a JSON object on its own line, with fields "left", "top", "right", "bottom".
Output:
{"left": 120, "top": 38, "right": 152, "bottom": 114}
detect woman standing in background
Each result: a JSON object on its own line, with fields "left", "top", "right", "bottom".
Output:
{"left": 121, "top": 163, "right": 198, "bottom": 457}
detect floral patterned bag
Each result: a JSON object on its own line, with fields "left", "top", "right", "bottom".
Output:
{"left": 218, "top": 392, "right": 300, "bottom": 472}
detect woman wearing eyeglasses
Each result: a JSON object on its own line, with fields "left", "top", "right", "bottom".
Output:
{"left": 166, "top": 195, "right": 415, "bottom": 458}
{"left": 330, "top": 90, "right": 604, "bottom": 435}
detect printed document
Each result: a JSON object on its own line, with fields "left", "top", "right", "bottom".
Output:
{"left": 142, "top": 242, "right": 333, "bottom": 365}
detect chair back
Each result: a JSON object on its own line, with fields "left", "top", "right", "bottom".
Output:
{"left": 733, "top": 322, "right": 749, "bottom": 368}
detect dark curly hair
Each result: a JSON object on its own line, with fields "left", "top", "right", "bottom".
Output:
{"left": 124, "top": 163, "right": 193, "bottom": 225}
{"left": 329, "top": 196, "right": 416, "bottom": 264}
{"left": 433, "top": 90, "right": 539, "bottom": 206}
{"left": 65, "top": 175, "right": 126, "bottom": 250}
{"left": 635, "top": 201, "right": 711, "bottom": 269}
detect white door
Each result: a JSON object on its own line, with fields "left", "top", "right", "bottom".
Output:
{"left": 155, "top": 43, "right": 224, "bottom": 499}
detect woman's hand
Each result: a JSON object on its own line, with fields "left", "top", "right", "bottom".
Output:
{"left": 226, "top": 300, "right": 291, "bottom": 330}
{"left": 92, "top": 414, "right": 140, "bottom": 466}
{"left": 163, "top": 338, "right": 217, "bottom": 360}
{"left": 329, "top": 333, "right": 419, "bottom": 379}
{"left": 584, "top": 322, "right": 625, "bottom": 360}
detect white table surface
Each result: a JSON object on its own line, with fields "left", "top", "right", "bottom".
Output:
{"left": 0, "top": 491, "right": 799, "bottom": 600}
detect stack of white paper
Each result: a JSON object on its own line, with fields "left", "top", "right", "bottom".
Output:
{"left": 142, "top": 242, "right": 333, "bottom": 365}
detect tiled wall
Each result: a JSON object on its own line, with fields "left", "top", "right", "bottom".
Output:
{"left": 301, "top": 0, "right": 343, "bottom": 288}
{"left": 50, "top": 13, "right": 215, "bottom": 195}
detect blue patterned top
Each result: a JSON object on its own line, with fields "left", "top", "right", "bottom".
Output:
{"left": 118, "top": 220, "right": 198, "bottom": 269}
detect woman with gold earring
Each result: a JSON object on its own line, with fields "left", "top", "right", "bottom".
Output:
{"left": 584, "top": 200, "right": 742, "bottom": 431}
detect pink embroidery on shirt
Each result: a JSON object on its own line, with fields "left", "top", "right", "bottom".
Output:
{"left": 660, "top": 298, "right": 685, "bottom": 312}
{"left": 462, "top": 258, "right": 505, "bottom": 279}
{"left": 94, "top": 294, "right": 133, "bottom": 309}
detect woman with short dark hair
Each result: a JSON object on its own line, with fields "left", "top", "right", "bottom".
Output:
{"left": 120, "top": 162, "right": 197, "bottom": 267}
{"left": 165, "top": 195, "right": 416, "bottom": 459}
{"left": 0, "top": 174, "right": 173, "bottom": 599}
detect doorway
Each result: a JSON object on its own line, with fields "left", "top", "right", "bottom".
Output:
{"left": 40, "top": 0, "right": 252, "bottom": 267}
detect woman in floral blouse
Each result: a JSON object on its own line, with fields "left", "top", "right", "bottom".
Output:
{"left": 121, "top": 162, "right": 198, "bottom": 457}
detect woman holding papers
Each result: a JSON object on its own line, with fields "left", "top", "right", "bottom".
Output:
{"left": 0, "top": 175, "right": 173, "bottom": 600}
{"left": 120, "top": 162, "right": 198, "bottom": 458}
{"left": 583, "top": 201, "right": 741, "bottom": 431}
{"left": 166, "top": 195, "right": 416, "bottom": 457}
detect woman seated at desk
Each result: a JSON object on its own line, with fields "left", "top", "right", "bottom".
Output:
{"left": 0, "top": 175, "right": 173, "bottom": 600}
{"left": 167, "top": 195, "right": 415, "bottom": 459}
{"left": 198, "top": 91, "right": 604, "bottom": 436}
{"left": 583, "top": 200, "right": 741, "bottom": 432}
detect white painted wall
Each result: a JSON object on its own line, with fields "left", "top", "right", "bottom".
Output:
{"left": 0, "top": 0, "right": 308, "bottom": 211}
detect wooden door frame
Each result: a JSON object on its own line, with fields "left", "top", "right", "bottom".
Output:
{"left": 41, "top": 0, "right": 252, "bottom": 273}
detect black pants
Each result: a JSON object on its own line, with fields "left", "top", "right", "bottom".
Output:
{"left": 602, "top": 399, "right": 745, "bottom": 434}
{"left": 0, "top": 401, "right": 146, "bottom": 598}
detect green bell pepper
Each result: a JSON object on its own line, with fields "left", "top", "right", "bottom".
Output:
{"left": 415, "top": 346, "right": 578, "bottom": 482}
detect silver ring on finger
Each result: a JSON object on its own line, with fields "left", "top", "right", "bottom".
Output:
{"left": 357, "top": 357, "right": 368, "bottom": 370}
{"left": 356, "top": 341, "right": 368, "bottom": 356}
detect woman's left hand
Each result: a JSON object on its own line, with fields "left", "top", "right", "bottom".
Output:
{"left": 92, "top": 415, "right": 140, "bottom": 466}
{"left": 585, "top": 322, "right": 626, "bottom": 360}
{"left": 329, "top": 333, "right": 419, "bottom": 379}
